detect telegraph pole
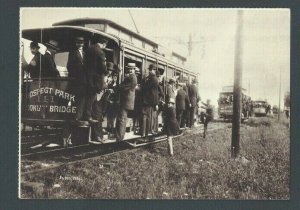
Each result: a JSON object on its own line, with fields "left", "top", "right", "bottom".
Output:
{"left": 231, "top": 10, "right": 244, "bottom": 158}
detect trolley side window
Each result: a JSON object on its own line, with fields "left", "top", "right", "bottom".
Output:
{"left": 54, "top": 52, "right": 69, "bottom": 77}
{"left": 123, "top": 52, "right": 143, "bottom": 84}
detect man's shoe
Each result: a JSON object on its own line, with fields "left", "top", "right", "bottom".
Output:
{"left": 88, "top": 118, "right": 98, "bottom": 124}
{"left": 94, "top": 137, "right": 103, "bottom": 142}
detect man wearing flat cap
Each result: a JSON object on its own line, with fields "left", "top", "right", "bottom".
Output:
{"left": 115, "top": 63, "right": 137, "bottom": 141}
{"left": 84, "top": 36, "right": 109, "bottom": 124}
{"left": 67, "top": 37, "right": 87, "bottom": 123}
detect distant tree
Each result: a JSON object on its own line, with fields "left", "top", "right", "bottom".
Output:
{"left": 284, "top": 91, "right": 290, "bottom": 108}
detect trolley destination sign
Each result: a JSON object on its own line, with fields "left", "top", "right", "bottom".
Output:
{"left": 29, "top": 86, "right": 76, "bottom": 102}
{"left": 22, "top": 80, "right": 77, "bottom": 121}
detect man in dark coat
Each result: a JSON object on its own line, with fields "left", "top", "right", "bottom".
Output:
{"left": 28, "top": 41, "right": 59, "bottom": 78}
{"left": 141, "top": 64, "right": 160, "bottom": 137}
{"left": 181, "top": 81, "right": 190, "bottom": 128}
{"left": 188, "top": 78, "right": 200, "bottom": 128}
{"left": 201, "top": 99, "right": 213, "bottom": 138}
{"left": 84, "top": 37, "right": 109, "bottom": 123}
{"left": 176, "top": 83, "right": 190, "bottom": 127}
{"left": 115, "top": 63, "right": 137, "bottom": 141}
{"left": 28, "top": 41, "right": 42, "bottom": 78}
{"left": 106, "top": 63, "right": 120, "bottom": 136}
{"left": 67, "top": 37, "right": 87, "bottom": 122}
{"left": 164, "top": 78, "right": 180, "bottom": 136}
{"left": 43, "top": 40, "right": 60, "bottom": 77}
{"left": 152, "top": 68, "right": 165, "bottom": 133}
{"left": 89, "top": 62, "right": 117, "bottom": 143}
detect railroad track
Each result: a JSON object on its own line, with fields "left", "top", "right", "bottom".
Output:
{"left": 21, "top": 129, "right": 63, "bottom": 147}
{"left": 20, "top": 122, "right": 228, "bottom": 176}
{"left": 21, "top": 142, "right": 133, "bottom": 176}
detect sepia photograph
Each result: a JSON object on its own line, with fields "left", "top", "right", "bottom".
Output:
{"left": 19, "top": 8, "right": 290, "bottom": 199}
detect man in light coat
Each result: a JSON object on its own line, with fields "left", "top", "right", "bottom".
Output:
{"left": 115, "top": 63, "right": 137, "bottom": 141}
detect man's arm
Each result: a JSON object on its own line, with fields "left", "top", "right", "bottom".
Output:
{"left": 165, "top": 85, "right": 171, "bottom": 103}
{"left": 44, "top": 53, "right": 60, "bottom": 77}
{"left": 158, "top": 84, "right": 165, "bottom": 99}
{"left": 66, "top": 51, "right": 75, "bottom": 77}
{"left": 185, "top": 92, "right": 191, "bottom": 106}
{"left": 96, "top": 50, "right": 108, "bottom": 75}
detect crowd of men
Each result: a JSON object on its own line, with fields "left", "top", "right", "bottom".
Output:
{"left": 28, "top": 36, "right": 213, "bottom": 144}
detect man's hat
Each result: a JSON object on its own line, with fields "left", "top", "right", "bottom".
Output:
{"left": 192, "top": 78, "right": 198, "bottom": 84}
{"left": 157, "top": 67, "right": 165, "bottom": 75}
{"left": 98, "top": 37, "right": 108, "bottom": 44}
{"left": 107, "top": 62, "right": 115, "bottom": 71}
{"left": 135, "top": 67, "right": 141, "bottom": 75}
{"left": 169, "top": 78, "right": 176, "bottom": 84}
{"left": 148, "top": 64, "right": 158, "bottom": 71}
{"left": 30, "top": 41, "right": 40, "bottom": 49}
{"left": 75, "top": 37, "right": 85, "bottom": 43}
{"left": 45, "top": 40, "right": 59, "bottom": 50}
{"left": 125, "top": 63, "right": 136, "bottom": 69}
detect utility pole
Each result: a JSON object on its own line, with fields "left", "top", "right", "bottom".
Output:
{"left": 231, "top": 10, "right": 244, "bottom": 158}
{"left": 278, "top": 69, "right": 282, "bottom": 120}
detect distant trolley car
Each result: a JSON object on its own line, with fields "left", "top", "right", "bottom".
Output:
{"left": 252, "top": 100, "right": 269, "bottom": 117}
{"left": 21, "top": 18, "right": 197, "bottom": 146}
{"left": 218, "top": 86, "right": 251, "bottom": 121}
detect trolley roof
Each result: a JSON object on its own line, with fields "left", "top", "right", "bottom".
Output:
{"left": 52, "top": 18, "right": 187, "bottom": 63}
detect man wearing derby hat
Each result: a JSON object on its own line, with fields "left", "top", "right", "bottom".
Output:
{"left": 115, "top": 63, "right": 137, "bottom": 141}
{"left": 67, "top": 37, "right": 87, "bottom": 123}
{"left": 84, "top": 36, "right": 109, "bottom": 125}
{"left": 43, "top": 39, "right": 60, "bottom": 77}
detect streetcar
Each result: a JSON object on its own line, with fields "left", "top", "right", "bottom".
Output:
{"left": 20, "top": 19, "right": 197, "bottom": 147}
{"left": 252, "top": 100, "right": 269, "bottom": 117}
{"left": 218, "top": 86, "right": 251, "bottom": 121}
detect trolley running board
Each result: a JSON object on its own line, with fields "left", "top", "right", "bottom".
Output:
{"left": 124, "top": 135, "right": 168, "bottom": 148}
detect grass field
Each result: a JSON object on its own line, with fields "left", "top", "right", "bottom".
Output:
{"left": 21, "top": 116, "right": 290, "bottom": 199}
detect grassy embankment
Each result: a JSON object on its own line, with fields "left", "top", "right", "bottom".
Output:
{"left": 22, "top": 116, "right": 290, "bottom": 199}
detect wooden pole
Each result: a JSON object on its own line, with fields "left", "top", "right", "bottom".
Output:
{"left": 231, "top": 10, "right": 244, "bottom": 158}
{"left": 278, "top": 69, "right": 282, "bottom": 120}
{"left": 168, "top": 136, "right": 174, "bottom": 156}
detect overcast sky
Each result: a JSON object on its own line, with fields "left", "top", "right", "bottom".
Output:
{"left": 21, "top": 8, "right": 290, "bottom": 107}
